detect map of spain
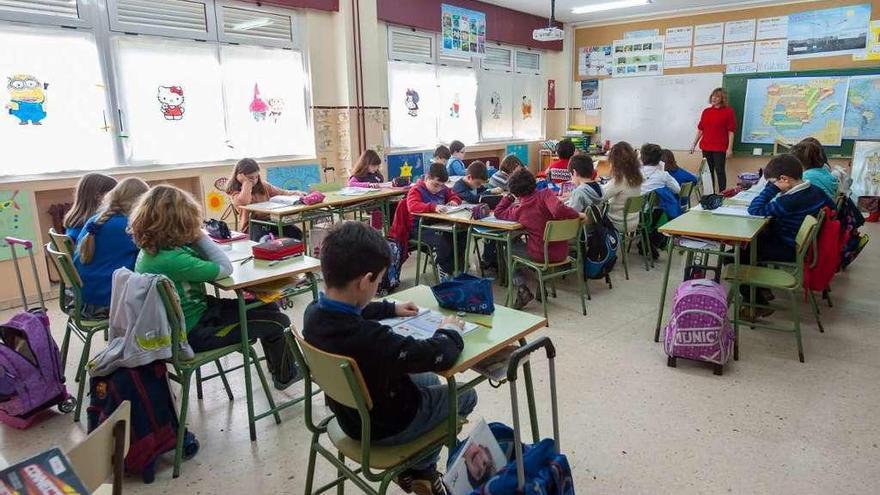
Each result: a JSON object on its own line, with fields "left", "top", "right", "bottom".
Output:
{"left": 742, "top": 76, "right": 849, "bottom": 146}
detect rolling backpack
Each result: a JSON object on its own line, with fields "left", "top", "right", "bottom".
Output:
{"left": 664, "top": 279, "right": 733, "bottom": 375}
{"left": 582, "top": 205, "right": 619, "bottom": 284}
{"left": 378, "top": 239, "right": 402, "bottom": 296}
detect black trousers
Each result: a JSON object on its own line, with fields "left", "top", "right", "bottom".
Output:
{"left": 249, "top": 222, "right": 303, "bottom": 242}
{"left": 726, "top": 232, "right": 796, "bottom": 304}
{"left": 703, "top": 151, "right": 728, "bottom": 192}
{"left": 413, "top": 228, "right": 467, "bottom": 276}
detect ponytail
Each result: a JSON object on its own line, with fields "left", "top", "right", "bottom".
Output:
{"left": 77, "top": 208, "right": 117, "bottom": 264}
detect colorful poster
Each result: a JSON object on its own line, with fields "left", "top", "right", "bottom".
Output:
{"left": 663, "top": 47, "right": 692, "bottom": 68}
{"left": 612, "top": 36, "right": 664, "bottom": 78}
{"left": 0, "top": 189, "right": 37, "bottom": 262}
{"left": 478, "top": 70, "right": 513, "bottom": 139}
{"left": 513, "top": 74, "right": 542, "bottom": 140}
{"left": 578, "top": 45, "right": 613, "bottom": 77}
{"left": 387, "top": 152, "right": 426, "bottom": 180}
{"left": 694, "top": 22, "right": 724, "bottom": 45}
{"left": 204, "top": 176, "right": 231, "bottom": 219}
{"left": 665, "top": 26, "right": 693, "bottom": 48}
{"left": 266, "top": 164, "right": 321, "bottom": 192}
{"left": 388, "top": 61, "right": 438, "bottom": 148}
{"left": 853, "top": 20, "right": 880, "bottom": 61}
{"left": 505, "top": 143, "right": 529, "bottom": 166}
{"left": 788, "top": 4, "right": 871, "bottom": 59}
{"left": 844, "top": 75, "right": 880, "bottom": 139}
{"left": 581, "top": 79, "right": 600, "bottom": 111}
{"left": 756, "top": 16, "right": 788, "bottom": 40}
{"left": 724, "top": 19, "right": 756, "bottom": 43}
{"left": 438, "top": 67, "right": 478, "bottom": 144}
{"left": 441, "top": 4, "right": 486, "bottom": 59}
{"left": 850, "top": 140, "right": 880, "bottom": 199}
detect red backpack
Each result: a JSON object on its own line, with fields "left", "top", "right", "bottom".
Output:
{"left": 804, "top": 207, "right": 842, "bottom": 292}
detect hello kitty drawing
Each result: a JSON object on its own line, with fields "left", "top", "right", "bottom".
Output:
{"left": 158, "top": 86, "right": 184, "bottom": 120}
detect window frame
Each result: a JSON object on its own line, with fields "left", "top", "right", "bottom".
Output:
{"left": 107, "top": 0, "right": 218, "bottom": 41}
{"left": 0, "top": 0, "right": 91, "bottom": 29}
{"left": 215, "top": 0, "right": 299, "bottom": 50}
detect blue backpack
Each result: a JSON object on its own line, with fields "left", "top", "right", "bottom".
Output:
{"left": 583, "top": 205, "right": 619, "bottom": 280}
{"left": 378, "top": 239, "right": 402, "bottom": 296}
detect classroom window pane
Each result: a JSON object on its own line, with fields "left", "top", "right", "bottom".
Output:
{"left": 388, "top": 61, "right": 438, "bottom": 149}
{"left": 478, "top": 70, "right": 513, "bottom": 140}
{"left": 437, "top": 67, "right": 478, "bottom": 145}
{"left": 220, "top": 44, "right": 313, "bottom": 158}
{"left": 0, "top": 25, "right": 115, "bottom": 175}
{"left": 513, "top": 74, "right": 542, "bottom": 141}
{"left": 113, "top": 35, "right": 228, "bottom": 165}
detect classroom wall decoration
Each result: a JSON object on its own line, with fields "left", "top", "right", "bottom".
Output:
{"left": 578, "top": 45, "right": 613, "bottom": 77}
{"left": 581, "top": 79, "right": 600, "bottom": 110}
{"left": 850, "top": 140, "right": 880, "bottom": 199}
{"left": 438, "top": 68, "right": 478, "bottom": 144}
{"left": 612, "top": 37, "right": 664, "bottom": 77}
{"left": 0, "top": 189, "right": 37, "bottom": 262}
{"left": 157, "top": 85, "right": 185, "bottom": 120}
{"left": 388, "top": 61, "right": 438, "bottom": 148}
{"left": 787, "top": 4, "right": 871, "bottom": 59}
{"left": 478, "top": 70, "right": 513, "bottom": 139}
{"left": 513, "top": 74, "right": 542, "bottom": 140}
{"left": 854, "top": 20, "right": 880, "bottom": 61}
{"left": 266, "top": 164, "right": 321, "bottom": 192}
{"left": 844, "top": 75, "right": 880, "bottom": 139}
{"left": 505, "top": 143, "right": 529, "bottom": 166}
{"left": 0, "top": 26, "right": 115, "bottom": 175}
{"left": 387, "top": 152, "right": 426, "bottom": 180}
{"left": 440, "top": 4, "right": 486, "bottom": 59}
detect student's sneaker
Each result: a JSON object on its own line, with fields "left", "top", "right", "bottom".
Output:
{"left": 273, "top": 362, "right": 302, "bottom": 391}
{"left": 512, "top": 285, "right": 534, "bottom": 310}
{"left": 739, "top": 306, "right": 774, "bottom": 322}
{"left": 395, "top": 469, "right": 447, "bottom": 495}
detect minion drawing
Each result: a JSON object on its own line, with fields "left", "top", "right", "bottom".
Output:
{"left": 6, "top": 74, "right": 48, "bottom": 125}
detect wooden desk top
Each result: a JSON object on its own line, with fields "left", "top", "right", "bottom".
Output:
{"left": 659, "top": 210, "right": 768, "bottom": 243}
{"left": 214, "top": 248, "right": 322, "bottom": 290}
{"left": 239, "top": 188, "right": 407, "bottom": 218}
{"left": 389, "top": 285, "right": 546, "bottom": 378}
{"left": 415, "top": 209, "right": 524, "bottom": 231}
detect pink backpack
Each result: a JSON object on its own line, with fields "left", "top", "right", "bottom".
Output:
{"left": 663, "top": 279, "right": 733, "bottom": 375}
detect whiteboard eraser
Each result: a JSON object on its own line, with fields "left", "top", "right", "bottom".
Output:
{"left": 752, "top": 148, "right": 763, "bottom": 156}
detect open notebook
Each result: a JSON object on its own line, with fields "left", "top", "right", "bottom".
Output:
{"left": 379, "top": 308, "right": 478, "bottom": 340}
{"left": 249, "top": 195, "right": 302, "bottom": 210}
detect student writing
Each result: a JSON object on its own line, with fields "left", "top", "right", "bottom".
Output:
{"left": 489, "top": 154, "right": 524, "bottom": 192}
{"left": 601, "top": 142, "right": 643, "bottom": 233}
{"left": 349, "top": 150, "right": 387, "bottom": 188}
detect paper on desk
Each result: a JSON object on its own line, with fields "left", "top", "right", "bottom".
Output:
{"left": 677, "top": 236, "right": 722, "bottom": 250}
{"left": 379, "top": 307, "right": 478, "bottom": 340}
{"left": 338, "top": 187, "right": 378, "bottom": 196}
{"left": 730, "top": 190, "right": 759, "bottom": 203}
{"left": 710, "top": 206, "right": 763, "bottom": 218}
{"left": 248, "top": 201, "right": 289, "bottom": 210}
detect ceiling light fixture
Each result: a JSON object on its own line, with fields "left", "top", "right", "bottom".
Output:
{"left": 571, "top": 0, "right": 652, "bottom": 14}
{"left": 232, "top": 18, "right": 273, "bottom": 31}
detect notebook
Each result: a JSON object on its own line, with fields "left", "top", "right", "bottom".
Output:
{"left": 379, "top": 308, "right": 478, "bottom": 340}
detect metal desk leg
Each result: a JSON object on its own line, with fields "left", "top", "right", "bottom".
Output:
{"left": 415, "top": 220, "right": 424, "bottom": 286}
{"left": 452, "top": 226, "right": 460, "bottom": 276}
{"left": 733, "top": 244, "right": 742, "bottom": 361}
{"left": 464, "top": 226, "right": 475, "bottom": 273}
{"left": 237, "top": 291, "right": 258, "bottom": 441}
{"left": 654, "top": 236, "right": 676, "bottom": 342}
{"left": 445, "top": 375, "right": 459, "bottom": 451}
{"left": 506, "top": 233, "right": 515, "bottom": 306}
{"left": 519, "top": 338, "right": 540, "bottom": 443}
{"left": 308, "top": 272, "right": 318, "bottom": 301}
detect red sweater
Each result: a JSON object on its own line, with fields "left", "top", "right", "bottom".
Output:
{"left": 389, "top": 179, "right": 461, "bottom": 262}
{"left": 537, "top": 158, "right": 571, "bottom": 183}
{"left": 697, "top": 105, "right": 736, "bottom": 152}
{"left": 494, "top": 189, "right": 579, "bottom": 263}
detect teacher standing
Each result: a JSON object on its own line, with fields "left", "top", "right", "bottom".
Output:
{"left": 691, "top": 87, "right": 736, "bottom": 192}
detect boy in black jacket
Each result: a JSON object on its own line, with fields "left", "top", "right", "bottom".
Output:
{"left": 303, "top": 221, "right": 476, "bottom": 495}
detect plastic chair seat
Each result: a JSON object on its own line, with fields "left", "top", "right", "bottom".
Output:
{"left": 512, "top": 255, "right": 574, "bottom": 270}
{"left": 176, "top": 344, "right": 243, "bottom": 370}
{"left": 327, "top": 417, "right": 460, "bottom": 469}
{"left": 721, "top": 264, "right": 797, "bottom": 289}
{"left": 79, "top": 318, "right": 109, "bottom": 329}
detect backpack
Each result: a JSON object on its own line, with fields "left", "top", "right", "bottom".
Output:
{"left": 663, "top": 279, "right": 733, "bottom": 375}
{"left": 838, "top": 196, "right": 867, "bottom": 269}
{"left": 0, "top": 310, "right": 73, "bottom": 428}
{"left": 804, "top": 207, "right": 842, "bottom": 292}
{"left": 88, "top": 361, "right": 199, "bottom": 483}
{"left": 378, "top": 239, "right": 402, "bottom": 296}
{"left": 582, "top": 205, "right": 619, "bottom": 281}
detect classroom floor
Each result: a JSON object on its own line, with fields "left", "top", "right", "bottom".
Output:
{"left": 2, "top": 222, "right": 879, "bottom": 494}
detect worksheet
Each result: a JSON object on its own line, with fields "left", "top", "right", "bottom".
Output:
{"left": 380, "top": 308, "right": 478, "bottom": 339}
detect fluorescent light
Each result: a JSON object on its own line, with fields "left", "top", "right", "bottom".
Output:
{"left": 572, "top": 0, "right": 651, "bottom": 14}
{"left": 232, "top": 18, "right": 273, "bottom": 31}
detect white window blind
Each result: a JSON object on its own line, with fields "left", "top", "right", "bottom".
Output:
{"left": 482, "top": 45, "right": 512, "bottom": 71}
{"left": 388, "top": 61, "right": 438, "bottom": 148}
{"left": 478, "top": 69, "right": 513, "bottom": 140}
{"left": 513, "top": 74, "right": 542, "bottom": 140}
{"left": 217, "top": 4, "right": 294, "bottom": 47}
{"left": 438, "top": 67, "right": 478, "bottom": 144}
{"left": 0, "top": 0, "right": 78, "bottom": 19}
{"left": 515, "top": 50, "right": 541, "bottom": 74}
{"left": 388, "top": 28, "right": 434, "bottom": 63}
{"left": 109, "top": 0, "right": 215, "bottom": 40}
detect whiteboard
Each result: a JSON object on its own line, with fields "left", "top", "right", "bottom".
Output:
{"left": 600, "top": 73, "right": 723, "bottom": 151}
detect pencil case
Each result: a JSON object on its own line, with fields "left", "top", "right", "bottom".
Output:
{"left": 252, "top": 238, "right": 305, "bottom": 260}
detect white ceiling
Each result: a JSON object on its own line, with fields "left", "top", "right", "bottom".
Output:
{"left": 480, "top": 0, "right": 794, "bottom": 25}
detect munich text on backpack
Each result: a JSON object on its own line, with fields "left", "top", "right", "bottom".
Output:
{"left": 0, "top": 237, "right": 75, "bottom": 428}
{"left": 664, "top": 279, "right": 734, "bottom": 375}
{"left": 582, "top": 205, "right": 619, "bottom": 287}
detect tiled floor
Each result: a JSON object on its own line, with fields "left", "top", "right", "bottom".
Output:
{"left": 2, "top": 222, "right": 879, "bottom": 494}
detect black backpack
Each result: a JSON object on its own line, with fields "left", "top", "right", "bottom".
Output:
{"left": 582, "top": 205, "right": 619, "bottom": 283}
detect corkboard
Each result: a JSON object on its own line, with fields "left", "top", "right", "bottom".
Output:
{"left": 573, "top": 0, "right": 880, "bottom": 80}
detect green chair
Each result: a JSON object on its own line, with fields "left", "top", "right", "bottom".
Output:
{"left": 291, "top": 331, "right": 460, "bottom": 495}
{"left": 48, "top": 228, "right": 75, "bottom": 257}
{"left": 619, "top": 193, "right": 654, "bottom": 280}
{"left": 694, "top": 158, "right": 709, "bottom": 195}
{"left": 679, "top": 181, "right": 695, "bottom": 212}
{"left": 44, "top": 244, "right": 109, "bottom": 422}
{"left": 155, "top": 278, "right": 281, "bottom": 478}
{"left": 408, "top": 239, "right": 440, "bottom": 285}
{"left": 721, "top": 215, "right": 822, "bottom": 363}
{"left": 509, "top": 218, "right": 587, "bottom": 326}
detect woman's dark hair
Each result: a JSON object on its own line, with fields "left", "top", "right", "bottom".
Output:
{"left": 320, "top": 221, "right": 391, "bottom": 288}
{"left": 765, "top": 154, "right": 804, "bottom": 180}
{"left": 433, "top": 145, "right": 451, "bottom": 160}
{"left": 639, "top": 143, "right": 663, "bottom": 166}
{"left": 226, "top": 158, "right": 266, "bottom": 196}
{"left": 660, "top": 149, "right": 679, "bottom": 172}
{"left": 556, "top": 138, "right": 576, "bottom": 160}
{"left": 608, "top": 142, "right": 643, "bottom": 187}
{"left": 508, "top": 168, "right": 536, "bottom": 197}
{"left": 449, "top": 140, "right": 465, "bottom": 154}
{"left": 499, "top": 154, "right": 524, "bottom": 173}
{"left": 798, "top": 137, "right": 828, "bottom": 166}
{"left": 790, "top": 141, "right": 825, "bottom": 170}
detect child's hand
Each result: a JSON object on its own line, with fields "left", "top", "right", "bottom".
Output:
{"left": 441, "top": 315, "right": 465, "bottom": 331}
{"left": 489, "top": 187, "right": 503, "bottom": 195}
{"left": 395, "top": 301, "right": 419, "bottom": 317}
{"left": 435, "top": 204, "right": 449, "bottom": 213}
{"left": 237, "top": 173, "right": 249, "bottom": 184}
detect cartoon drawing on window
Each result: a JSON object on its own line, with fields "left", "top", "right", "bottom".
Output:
{"left": 268, "top": 98, "right": 284, "bottom": 123}
{"left": 6, "top": 74, "right": 48, "bottom": 125}
{"left": 521, "top": 96, "right": 532, "bottom": 119}
{"left": 405, "top": 89, "right": 420, "bottom": 117}
{"left": 250, "top": 83, "right": 268, "bottom": 121}
{"left": 450, "top": 93, "right": 460, "bottom": 118}
{"left": 490, "top": 91, "right": 502, "bottom": 119}
{"left": 157, "top": 85, "right": 185, "bottom": 121}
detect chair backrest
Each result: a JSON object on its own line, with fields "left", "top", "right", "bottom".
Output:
{"left": 48, "top": 228, "right": 75, "bottom": 257}
{"left": 45, "top": 243, "right": 83, "bottom": 291}
{"left": 292, "top": 331, "right": 373, "bottom": 411}
{"left": 67, "top": 400, "right": 130, "bottom": 495}
{"left": 679, "top": 181, "right": 694, "bottom": 200}
{"left": 622, "top": 194, "right": 645, "bottom": 215}
{"left": 795, "top": 215, "right": 819, "bottom": 263}
{"left": 310, "top": 182, "right": 342, "bottom": 193}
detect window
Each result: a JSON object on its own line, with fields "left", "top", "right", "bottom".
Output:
{"left": 437, "top": 67, "right": 478, "bottom": 144}
{"left": 478, "top": 69, "right": 513, "bottom": 140}
{"left": 388, "top": 61, "right": 438, "bottom": 149}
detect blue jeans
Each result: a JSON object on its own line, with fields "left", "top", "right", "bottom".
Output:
{"left": 375, "top": 373, "right": 478, "bottom": 470}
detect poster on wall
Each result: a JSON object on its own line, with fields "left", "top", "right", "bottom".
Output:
{"left": 612, "top": 37, "right": 664, "bottom": 78}
{"left": 505, "top": 143, "right": 529, "bottom": 166}
{"left": 756, "top": 16, "right": 788, "bottom": 40}
{"left": 387, "top": 152, "right": 426, "bottom": 180}
{"left": 438, "top": 67, "right": 478, "bottom": 144}
{"left": 513, "top": 74, "right": 542, "bottom": 140}
{"left": 663, "top": 48, "right": 692, "bottom": 68}
{"left": 844, "top": 75, "right": 880, "bottom": 140}
{"left": 581, "top": 79, "right": 599, "bottom": 111}
{"left": 0, "top": 189, "right": 37, "bottom": 262}
{"left": 787, "top": 4, "right": 871, "bottom": 59}
{"left": 441, "top": 4, "right": 486, "bottom": 59}
{"left": 266, "top": 164, "right": 321, "bottom": 192}
{"left": 850, "top": 140, "right": 880, "bottom": 200}
{"left": 665, "top": 26, "right": 693, "bottom": 48}
{"left": 755, "top": 39, "right": 790, "bottom": 72}
{"left": 853, "top": 20, "right": 880, "bottom": 61}
{"left": 724, "top": 19, "right": 756, "bottom": 43}
{"left": 388, "top": 61, "right": 438, "bottom": 148}
{"left": 478, "top": 70, "right": 513, "bottom": 139}
{"left": 578, "top": 45, "right": 613, "bottom": 77}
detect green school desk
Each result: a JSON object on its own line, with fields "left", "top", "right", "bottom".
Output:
{"left": 390, "top": 285, "right": 546, "bottom": 450}
{"left": 212, "top": 246, "right": 322, "bottom": 441}
{"left": 654, "top": 210, "right": 769, "bottom": 353}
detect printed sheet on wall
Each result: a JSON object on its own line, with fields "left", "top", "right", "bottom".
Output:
{"left": 438, "top": 67, "right": 478, "bottom": 144}
{"left": 0, "top": 25, "right": 115, "bottom": 175}
{"left": 388, "top": 61, "right": 438, "bottom": 148}
{"left": 478, "top": 70, "right": 513, "bottom": 140}
{"left": 220, "top": 45, "right": 313, "bottom": 159}
{"left": 513, "top": 74, "right": 542, "bottom": 140}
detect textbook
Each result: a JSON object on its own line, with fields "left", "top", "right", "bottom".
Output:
{"left": 249, "top": 195, "right": 303, "bottom": 210}
{"left": 445, "top": 418, "right": 506, "bottom": 495}
{"left": 379, "top": 308, "right": 478, "bottom": 340}
{"left": 0, "top": 448, "right": 89, "bottom": 494}
{"left": 338, "top": 187, "right": 378, "bottom": 196}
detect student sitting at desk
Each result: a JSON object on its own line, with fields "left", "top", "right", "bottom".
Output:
{"left": 348, "top": 149, "right": 387, "bottom": 188}
{"left": 564, "top": 154, "right": 603, "bottom": 216}
{"left": 661, "top": 149, "right": 697, "bottom": 187}
{"left": 389, "top": 162, "right": 464, "bottom": 282}
{"left": 495, "top": 168, "right": 580, "bottom": 309}
{"left": 741, "top": 154, "right": 835, "bottom": 314}
{"left": 791, "top": 140, "right": 838, "bottom": 200}
{"left": 227, "top": 158, "right": 304, "bottom": 242}
{"left": 132, "top": 185, "right": 299, "bottom": 390}
{"left": 601, "top": 142, "right": 643, "bottom": 233}
{"left": 63, "top": 173, "right": 118, "bottom": 241}
{"left": 537, "top": 138, "right": 575, "bottom": 183}
{"left": 489, "top": 154, "right": 523, "bottom": 192}
{"left": 433, "top": 144, "right": 451, "bottom": 169}
{"left": 446, "top": 140, "right": 468, "bottom": 177}
{"left": 452, "top": 161, "right": 502, "bottom": 203}
{"left": 304, "top": 221, "right": 475, "bottom": 495}
{"left": 639, "top": 143, "right": 680, "bottom": 195}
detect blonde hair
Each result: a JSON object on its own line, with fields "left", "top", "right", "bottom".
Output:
{"left": 129, "top": 185, "right": 203, "bottom": 256}
{"left": 77, "top": 178, "right": 150, "bottom": 264}
{"left": 63, "top": 173, "right": 118, "bottom": 230}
